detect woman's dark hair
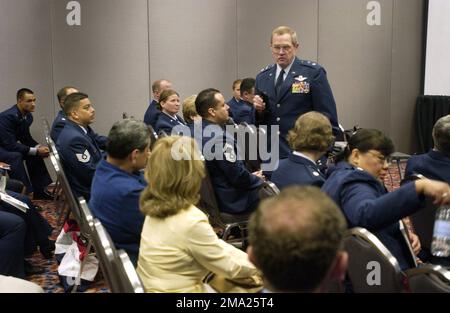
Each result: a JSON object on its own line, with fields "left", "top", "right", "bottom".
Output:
{"left": 335, "top": 128, "right": 395, "bottom": 163}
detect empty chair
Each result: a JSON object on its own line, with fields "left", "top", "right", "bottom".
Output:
{"left": 344, "top": 227, "right": 407, "bottom": 293}
{"left": 405, "top": 264, "right": 450, "bottom": 293}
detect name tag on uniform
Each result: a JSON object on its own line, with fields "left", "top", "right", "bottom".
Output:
{"left": 292, "top": 82, "right": 310, "bottom": 94}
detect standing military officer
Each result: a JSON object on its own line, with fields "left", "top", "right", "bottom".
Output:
{"left": 56, "top": 92, "right": 103, "bottom": 201}
{"left": 253, "top": 26, "right": 340, "bottom": 161}
{"left": 0, "top": 88, "right": 53, "bottom": 199}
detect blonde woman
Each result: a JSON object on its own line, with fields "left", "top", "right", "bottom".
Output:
{"left": 182, "top": 95, "right": 201, "bottom": 125}
{"left": 137, "top": 136, "right": 258, "bottom": 293}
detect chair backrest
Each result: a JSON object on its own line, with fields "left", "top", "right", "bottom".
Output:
{"left": 198, "top": 165, "right": 249, "bottom": 243}
{"left": 198, "top": 167, "right": 222, "bottom": 227}
{"left": 344, "top": 227, "right": 406, "bottom": 293}
{"left": 114, "top": 250, "right": 144, "bottom": 293}
{"left": 78, "top": 197, "right": 95, "bottom": 235}
{"left": 258, "top": 181, "right": 280, "bottom": 201}
{"left": 236, "top": 122, "right": 260, "bottom": 171}
{"left": 49, "top": 151, "right": 83, "bottom": 227}
{"left": 42, "top": 118, "right": 52, "bottom": 145}
{"left": 409, "top": 198, "right": 438, "bottom": 251}
{"left": 405, "top": 264, "right": 450, "bottom": 293}
{"left": 148, "top": 125, "right": 159, "bottom": 149}
{"left": 91, "top": 218, "right": 121, "bottom": 292}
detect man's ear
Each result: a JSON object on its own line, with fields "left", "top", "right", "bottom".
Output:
{"left": 328, "top": 251, "right": 348, "bottom": 283}
{"left": 130, "top": 149, "right": 139, "bottom": 164}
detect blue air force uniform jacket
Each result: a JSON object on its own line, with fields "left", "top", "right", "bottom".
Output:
{"left": 405, "top": 150, "right": 450, "bottom": 184}
{"left": 231, "top": 100, "right": 256, "bottom": 125}
{"left": 89, "top": 159, "right": 146, "bottom": 266}
{"left": 56, "top": 120, "right": 103, "bottom": 201}
{"left": 322, "top": 162, "right": 426, "bottom": 270}
{"left": 143, "top": 100, "right": 161, "bottom": 128}
{"left": 227, "top": 97, "right": 240, "bottom": 119}
{"left": 190, "top": 120, "right": 262, "bottom": 214}
{"left": 51, "top": 110, "right": 107, "bottom": 148}
{"left": 154, "top": 112, "right": 187, "bottom": 135}
{"left": 0, "top": 105, "right": 52, "bottom": 194}
{"left": 255, "top": 57, "right": 340, "bottom": 158}
{"left": 0, "top": 105, "right": 38, "bottom": 155}
{"left": 271, "top": 152, "right": 325, "bottom": 190}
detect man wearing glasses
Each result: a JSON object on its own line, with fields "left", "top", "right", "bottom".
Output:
{"left": 253, "top": 26, "right": 340, "bottom": 164}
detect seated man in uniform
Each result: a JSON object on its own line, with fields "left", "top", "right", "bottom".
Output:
{"left": 191, "top": 88, "right": 263, "bottom": 215}
{"left": 89, "top": 119, "right": 150, "bottom": 266}
{"left": 56, "top": 92, "right": 103, "bottom": 201}
{"left": 143, "top": 79, "right": 172, "bottom": 129}
{"left": 231, "top": 78, "right": 256, "bottom": 125}
{"left": 51, "top": 86, "right": 107, "bottom": 148}
{"left": 0, "top": 88, "right": 53, "bottom": 199}
{"left": 226, "top": 79, "right": 242, "bottom": 120}
{"left": 247, "top": 186, "right": 348, "bottom": 292}
{"left": 406, "top": 114, "right": 450, "bottom": 184}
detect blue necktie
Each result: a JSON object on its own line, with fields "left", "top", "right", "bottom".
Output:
{"left": 275, "top": 69, "right": 285, "bottom": 96}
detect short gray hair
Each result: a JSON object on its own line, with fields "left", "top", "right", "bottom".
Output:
{"left": 433, "top": 115, "right": 450, "bottom": 154}
{"left": 106, "top": 119, "right": 150, "bottom": 159}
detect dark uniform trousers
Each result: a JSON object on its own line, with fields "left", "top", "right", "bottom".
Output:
{"left": 0, "top": 211, "right": 26, "bottom": 278}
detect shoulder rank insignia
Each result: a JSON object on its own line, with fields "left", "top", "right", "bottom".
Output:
{"left": 76, "top": 149, "right": 91, "bottom": 163}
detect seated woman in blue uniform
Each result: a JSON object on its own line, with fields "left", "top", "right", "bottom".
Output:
{"left": 137, "top": 136, "right": 260, "bottom": 293}
{"left": 154, "top": 89, "right": 187, "bottom": 135}
{"left": 405, "top": 114, "right": 450, "bottom": 184}
{"left": 322, "top": 129, "right": 450, "bottom": 270}
{"left": 271, "top": 111, "right": 334, "bottom": 189}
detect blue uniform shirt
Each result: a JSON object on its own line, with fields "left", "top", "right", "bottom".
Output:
{"left": 271, "top": 152, "right": 325, "bottom": 190}
{"left": 0, "top": 105, "right": 38, "bottom": 155}
{"left": 56, "top": 120, "right": 103, "bottom": 200}
{"left": 89, "top": 159, "right": 146, "bottom": 266}
{"left": 322, "top": 162, "right": 426, "bottom": 270}
{"left": 190, "top": 120, "right": 262, "bottom": 214}
{"left": 255, "top": 57, "right": 340, "bottom": 159}
{"left": 405, "top": 150, "right": 450, "bottom": 184}
{"left": 143, "top": 100, "right": 161, "bottom": 128}
{"left": 154, "top": 112, "right": 187, "bottom": 135}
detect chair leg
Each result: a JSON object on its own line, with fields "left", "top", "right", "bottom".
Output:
{"left": 71, "top": 240, "right": 92, "bottom": 293}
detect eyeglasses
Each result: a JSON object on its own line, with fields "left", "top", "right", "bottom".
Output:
{"left": 271, "top": 45, "right": 293, "bottom": 53}
{"left": 367, "top": 151, "right": 392, "bottom": 165}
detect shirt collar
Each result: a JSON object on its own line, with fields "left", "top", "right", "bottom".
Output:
{"left": 292, "top": 151, "right": 316, "bottom": 164}
{"left": 276, "top": 58, "right": 295, "bottom": 80}
{"left": 78, "top": 125, "right": 88, "bottom": 134}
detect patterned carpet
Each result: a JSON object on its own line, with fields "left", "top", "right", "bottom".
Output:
{"left": 24, "top": 161, "right": 407, "bottom": 293}
{"left": 27, "top": 199, "right": 109, "bottom": 293}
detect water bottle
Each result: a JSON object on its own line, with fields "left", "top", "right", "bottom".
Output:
{"left": 431, "top": 205, "right": 450, "bottom": 257}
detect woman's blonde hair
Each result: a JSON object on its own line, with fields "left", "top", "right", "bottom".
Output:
{"left": 287, "top": 111, "right": 334, "bottom": 152}
{"left": 140, "top": 136, "right": 205, "bottom": 218}
{"left": 182, "top": 95, "right": 198, "bottom": 123}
